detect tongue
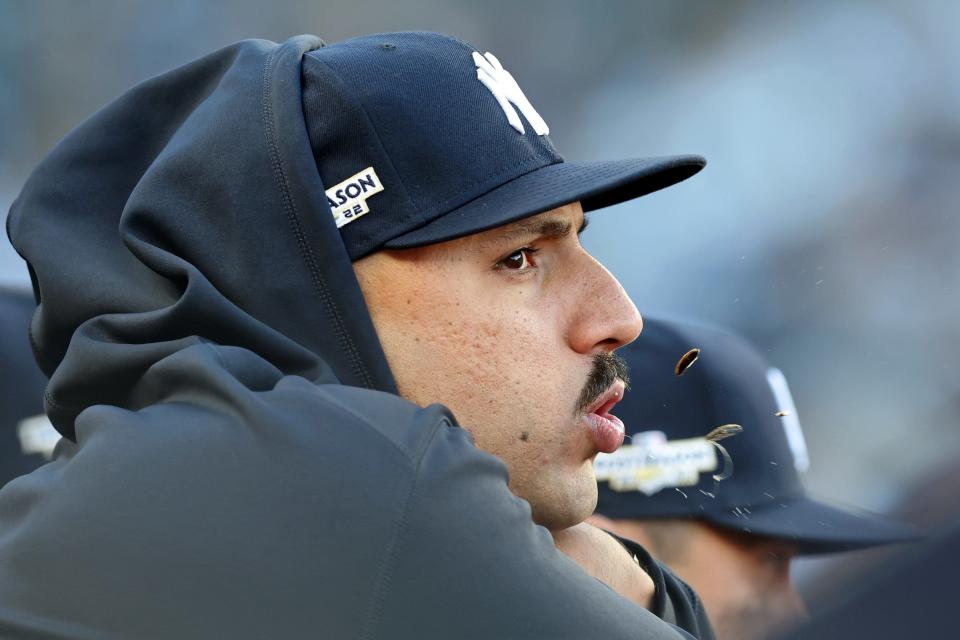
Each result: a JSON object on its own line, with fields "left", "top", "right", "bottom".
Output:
{"left": 586, "top": 413, "right": 625, "bottom": 454}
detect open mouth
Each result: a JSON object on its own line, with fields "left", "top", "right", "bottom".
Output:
{"left": 583, "top": 380, "right": 626, "bottom": 454}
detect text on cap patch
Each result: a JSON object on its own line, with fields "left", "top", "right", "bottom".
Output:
{"left": 326, "top": 167, "right": 385, "bottom": 228}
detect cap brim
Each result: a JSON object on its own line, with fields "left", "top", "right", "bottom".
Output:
{"left": 384, "top": 155, "right": 705, "bottom": 249}
{"left": 703, "top": 494, "right": 921, "bottom": 555}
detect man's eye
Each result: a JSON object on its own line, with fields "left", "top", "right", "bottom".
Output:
{"left": 498, "top": 248, "right": 538, "bottom": 271}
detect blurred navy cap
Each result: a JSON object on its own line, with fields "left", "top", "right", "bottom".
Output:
{"left": 300, "top": 31, "right": 705, "bottom": 260}
{"left": 595, "top": 316, "right": 916, "bottom": 554}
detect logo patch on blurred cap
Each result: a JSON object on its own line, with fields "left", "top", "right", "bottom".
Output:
{"left": 325, "top": 166, "right": 384, "bottom": 228}
{"left": 595, "top": 431, "right": 718, "bottom": 495}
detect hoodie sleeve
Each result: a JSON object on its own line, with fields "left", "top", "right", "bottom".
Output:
{"left": 0, "top": 345, "right": 699, "bottom": 640}
{"left": 364, "top": 416, "right": 698, "bottom": 640}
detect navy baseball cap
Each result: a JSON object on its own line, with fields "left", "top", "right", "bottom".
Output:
{"left": 594, "top": 316, "right": 917, "bottom": 554}
{"left": 300, "top": 32, "right": 705, "bottom": 260}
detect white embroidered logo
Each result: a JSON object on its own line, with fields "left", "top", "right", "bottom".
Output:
{"left": 473, "top": 51, "right": 549, "bottom": 136}
{"left": 766, "top": 367, "right": 810, "bottom": 473}
{"left": 325, "top": 167, "right": 385, "bottom": 228}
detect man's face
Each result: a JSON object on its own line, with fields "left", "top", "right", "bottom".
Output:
{"left": 354, "top": 202, "right": 642, "bottom": 530}
{"left": 669, "top": 523, "right": 807, "bottom": 640}
{"left": 598, "top": 518, "right": 807, "bottom": 640}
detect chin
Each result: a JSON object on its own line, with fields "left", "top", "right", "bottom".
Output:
{"left": 528, "top": 474, "right": 598, "bottom": 531}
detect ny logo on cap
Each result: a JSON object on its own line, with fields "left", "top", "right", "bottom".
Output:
{"left": 766, "top": 367, "right": 810, "bottom": 473}
{"left": 473, "top": 51, "right": 550, "bottom": 136}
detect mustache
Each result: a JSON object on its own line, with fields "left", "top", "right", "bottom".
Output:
{"left": 575, "top": 352, "right": 630, "bottom": 415}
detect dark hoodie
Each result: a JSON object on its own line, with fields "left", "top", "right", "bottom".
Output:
{"left": 1, "top": 35, "right": 712, "bottom": 639}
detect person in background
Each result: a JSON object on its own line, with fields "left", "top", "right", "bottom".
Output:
{"left": 590, "top": 316, "right": 915, "bottom": 640}
{"left": 0, "top": 287, "right": 57, "bottom": 485}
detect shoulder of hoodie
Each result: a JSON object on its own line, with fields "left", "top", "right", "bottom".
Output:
{"left": 0, "top": 341, "right": 492, "bottom": 638}
{"left": 85, "top": 341, "right": 461, "bottom": 469}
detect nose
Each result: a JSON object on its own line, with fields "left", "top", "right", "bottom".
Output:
{"left": 567, "top": 253, "right": 642, "bottom": 355}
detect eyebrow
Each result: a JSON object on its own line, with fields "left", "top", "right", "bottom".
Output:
{"left": 498, "top": 213, "right": 590, "bottom": 244}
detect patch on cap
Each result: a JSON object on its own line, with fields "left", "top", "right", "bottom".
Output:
{"left": 595, "top": 431, "right": 718, "bottom": 495}
{"left": 325, "top": 167, "right": 385, "bottom": 228}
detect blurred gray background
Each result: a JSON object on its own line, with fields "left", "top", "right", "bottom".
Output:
{"left": 2, "top": 0, "right": 958, "bottom": 594}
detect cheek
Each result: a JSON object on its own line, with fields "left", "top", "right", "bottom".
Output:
{"left": 679, "top": 543, "right": 758, "bottom": 609}
{"left": 438, "top": 299, "right": 547, "bottom": 412}
{"left": 399, "top": 290, "right": 570, "bottom": 431}
{"left": 465, "top": 295, "right": 572, "bottom": 410}
{"left": 381, "top": 285, "right": 533, "bottom": 403}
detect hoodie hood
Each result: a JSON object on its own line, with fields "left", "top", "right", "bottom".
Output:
{"left": 7, "top": 36, "right": 396, "bottom": 439}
